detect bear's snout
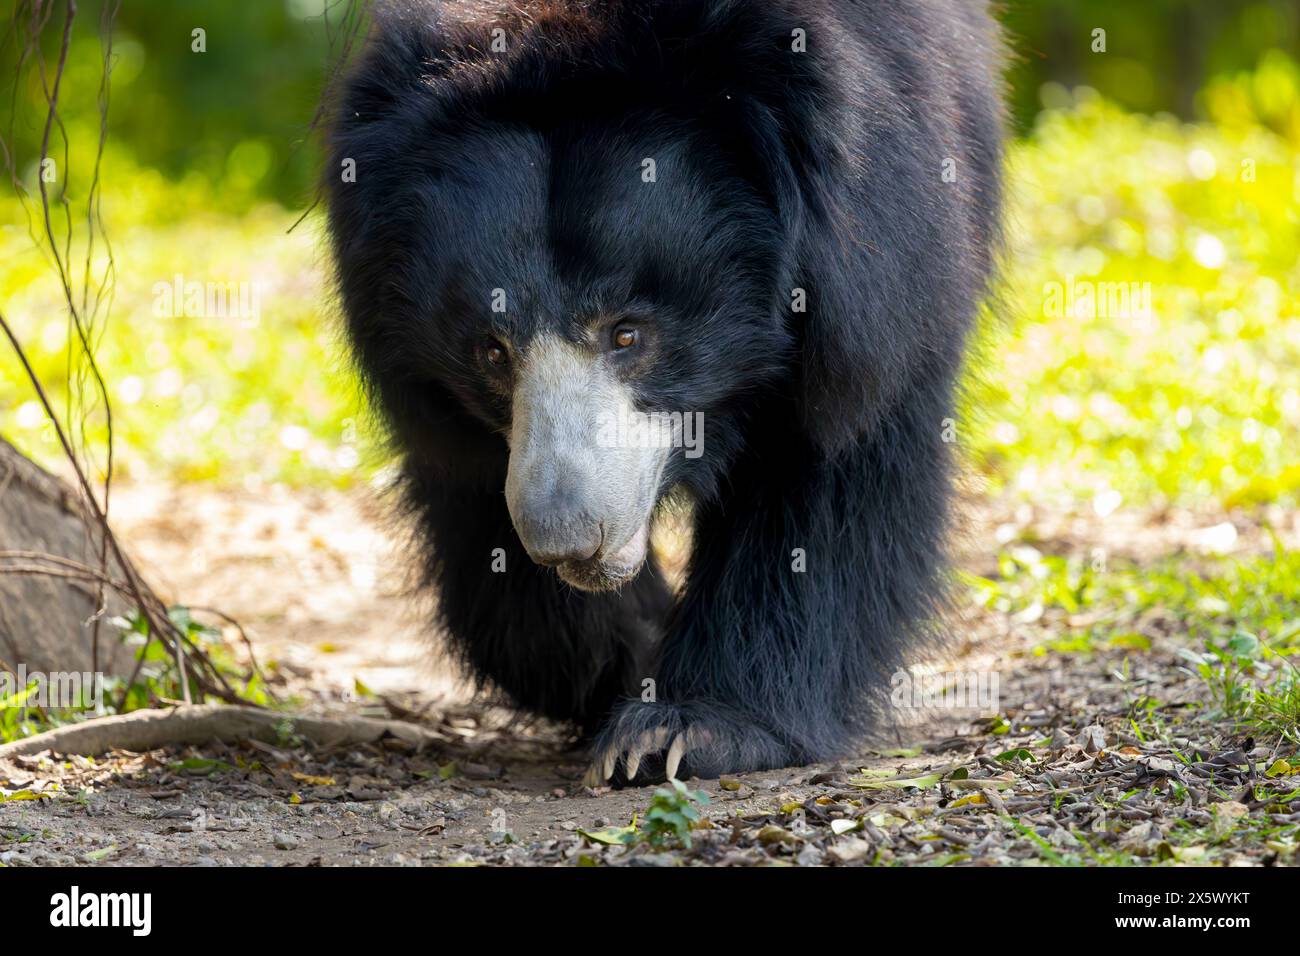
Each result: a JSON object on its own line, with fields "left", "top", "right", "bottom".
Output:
{"left": 502, "top": 334, "right": 665, "bottom": 591}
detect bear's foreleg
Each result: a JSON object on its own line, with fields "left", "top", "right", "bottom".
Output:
{"left": 589, "top": 397, "right": 952, "bottom": 782}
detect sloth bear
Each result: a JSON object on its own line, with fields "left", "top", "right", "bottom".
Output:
{"left": 324, "top": 0, "right": 1004, "bottom": 783}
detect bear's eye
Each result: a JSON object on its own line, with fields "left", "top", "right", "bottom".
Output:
{"left": 612, "top": 326, "right": 638, "bottom": 350}
{"left": 484, "top": 339, "right": 509, "bottom": 367}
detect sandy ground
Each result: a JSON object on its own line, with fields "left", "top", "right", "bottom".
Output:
{"left": 103, "top": 481, "right": 448, "bottom": 702}
{"left": 0, "top": 482, "right": 1296, "bottom": 866}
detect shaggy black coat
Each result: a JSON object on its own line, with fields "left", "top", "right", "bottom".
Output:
{"left": 324, "top": 0, "right": 1004, "bottom": 779}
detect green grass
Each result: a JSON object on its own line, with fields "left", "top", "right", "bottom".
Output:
{"left": 969, "top": 540, "right": 1300, "bottom": 743}
{"left": 969, "top": 540, "right": 1300, "bottom": 651}
{"left": 1, "top": 145, "right": 369, "bottom": 488}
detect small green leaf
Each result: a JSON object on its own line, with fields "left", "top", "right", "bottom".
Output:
{"left": 848, "top": 771, "right": 944, "bottom": 791}
{"left": 0, "top": 789, "right": 53, "bottom": 802}
{"left": 1225, "top": 631, "right": 1260, "bottom": 660}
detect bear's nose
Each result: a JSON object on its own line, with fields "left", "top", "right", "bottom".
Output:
{"left": 528, "top": 533, "right": 602, "bottom": 567}
{"left": 512, "top": 496, "right": 604, "bottom": 567}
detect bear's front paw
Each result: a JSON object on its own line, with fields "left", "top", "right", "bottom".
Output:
{"left": 584, "top": 700, "right": 789, "bottom": 786}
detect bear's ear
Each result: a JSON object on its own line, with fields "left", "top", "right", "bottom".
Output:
{"left": 768, "top": 118, "right": 914, "bottom": 457}
{"left": 791, "top": 175, "right": 973, "bottom": 454}
{"left": 779, "top": 103, "right": 977, "bottom": 457}
{"left": 720, "top": 8, "right": 1002, "bottom": 457}
{"left": 699, "top": 17, "right": 936, "bottom": 455}
{"left": 789, "top": 194, "right": 889, "bottom": 454}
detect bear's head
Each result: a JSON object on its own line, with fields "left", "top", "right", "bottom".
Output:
{"left": 324, "top": 0, "right": 889, "bottom": 591}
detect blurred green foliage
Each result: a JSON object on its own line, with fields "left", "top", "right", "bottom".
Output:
{"left": 1, "top": 0, "right": 343, "bottom": 210}
{"left": 966, "top": 62, "right": 1300, "bottom": 510}
{"left": 0, "top": 1, "right": 1298, "bottom": 512}
{"left": 969, "top": 542, "right": 1300, "bottom": 654}
{"left": 0, "top": 1, "right": 1294, "bottom": 210}
{"left": 1003, "top": 1, "right": 1299, "bottom": 133}
{"left": 0, "top": 146, "right": 365, "bottom": 486}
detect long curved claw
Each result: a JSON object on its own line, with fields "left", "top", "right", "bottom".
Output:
{"left": 624, "top": 727, "right": 670, "bottom": 781}
{"left": 583, "top": 746, "right": 616, "bottom": 788}
{"left": 665, "top": 726, "right": 712, "bottom": 781}
{"left": 665, "top": 732, "right": 688, "bottom": 781}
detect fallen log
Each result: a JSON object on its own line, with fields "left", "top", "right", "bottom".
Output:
{"left": 0, "top": 703, "right": 448, "bottom": 761}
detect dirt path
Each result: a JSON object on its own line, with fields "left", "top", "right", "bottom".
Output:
{"left": 1, "top": 485, "right": 1296, "bottom": 866}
